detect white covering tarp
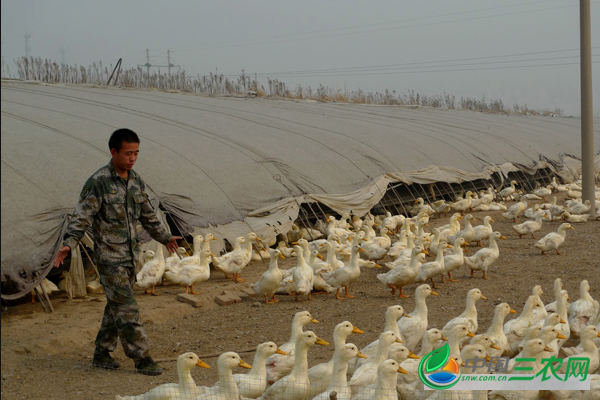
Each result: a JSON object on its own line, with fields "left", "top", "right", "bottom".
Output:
{"left": 1, "top": 80, "right": 599, "bottom": 299}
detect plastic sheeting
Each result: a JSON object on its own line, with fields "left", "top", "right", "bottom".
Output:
{"left": 1, "top": 80, "right": 599, "bottom": 299}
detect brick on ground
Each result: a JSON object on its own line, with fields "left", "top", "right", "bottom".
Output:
{"left": 215, "top": 294, "right": 242, "bottom": 306}
{"left": 177, "top": 293, "right": 203, "bottom": 307}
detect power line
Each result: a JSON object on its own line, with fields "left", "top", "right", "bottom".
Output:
{"left": 240, "top": 47, "right": 600, "bottom": 77}
{"left": 166, "top": 1, "right": 583, "bottom": 53}
{"left": 223, "top": 60, "right": 599, "bottom": 80}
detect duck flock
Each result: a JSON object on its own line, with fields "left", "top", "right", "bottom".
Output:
{"left": 121, "top": 177, "right": 599, "bottom": 400}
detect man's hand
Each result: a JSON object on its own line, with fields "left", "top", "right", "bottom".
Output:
{"left": 54, "top": 246, "right": 71, "bottom": 268}
{"left": 166, "top": 236, "right": 183, "bottom": 253}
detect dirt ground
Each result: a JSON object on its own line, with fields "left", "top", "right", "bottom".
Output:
{"left": 2, "top": 192, "right": 599, "bottom": 400}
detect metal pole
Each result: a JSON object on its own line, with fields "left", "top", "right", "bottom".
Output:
{"left": 168, "top": 50, "right": 171, "bottom": 76}
{"left": 580, "top": 0, "right": 596, "bottom": 217}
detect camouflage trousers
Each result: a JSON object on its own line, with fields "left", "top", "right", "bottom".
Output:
{"left": 95, "top": 264, "right": 150, "bottom": 361}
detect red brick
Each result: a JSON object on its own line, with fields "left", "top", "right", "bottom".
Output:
{"left": 177, "top": 293, "right": 203, "bottom": 307}
{"left": 215, "top": 295, "right": 241, "bottom": 306}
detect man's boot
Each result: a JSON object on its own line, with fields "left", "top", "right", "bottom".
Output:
{"left": 135, "top": 356, "right": 163, "bottom": 376}
{"left": 92, "top": 349, "right": 120, "bottom": 369}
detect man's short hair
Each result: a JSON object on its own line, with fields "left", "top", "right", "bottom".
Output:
{"left": 109, "top": 129, "right": 140, "bottom": 152}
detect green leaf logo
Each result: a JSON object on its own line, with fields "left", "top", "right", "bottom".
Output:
{"left": 425, "top": 343, "right": 450, "bottom": 373}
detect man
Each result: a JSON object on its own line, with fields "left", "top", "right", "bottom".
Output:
{"left": 54, "top": 128, "right": 181, "bottom": 376}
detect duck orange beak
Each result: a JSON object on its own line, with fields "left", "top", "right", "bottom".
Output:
{"left": 197, "top": 359, "right": 211, "bottom": 368}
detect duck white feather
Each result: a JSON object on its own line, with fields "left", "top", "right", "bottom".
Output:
{"left": 115, "top": 352, "right": 209, "bottom": 400}
{"left": 265, "top": 311, "right": 318, "bottom": 383}
{"left": 259, "top": 331, "right": 329, "bottom": 400}
{"left": 534, "top": 222, "right": 574, "bottom": 255}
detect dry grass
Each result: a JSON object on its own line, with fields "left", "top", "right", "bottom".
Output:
{"left": 1, "top": 56, "right": 562, "bottom": 116}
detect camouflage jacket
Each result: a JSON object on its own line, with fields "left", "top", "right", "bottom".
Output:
{"left": 63, "top": 160, "right": 172, "bottom": 267}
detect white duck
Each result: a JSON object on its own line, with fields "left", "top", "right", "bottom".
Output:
{"left": 210, "top": 236, "right": 245, "bottom": 280}
{"left": 233, "top": 342, "right": 287, "bottom": 399}
{"left": 166, "top": 234, "right": 203, "bottom": 279}
{"left": 326, "top": 215, "right": 351, "bottom": 238}
{"left": 196, "top": 352, "right": 251, "bottom": 400}
{"left": 291, "top": 245, "right": 314, "bottom": 301}
{"left": 568, "top": 279, "right": 600, "bottom": 338}
{"left": 432, "top": 200, "right": 451, "bottom": 217}
{"left": 348, "top": 331, "right": 404, "bottom": 395}
{"left": 545, "top": 277, "right": 569, "bottom": 314}
{"left": 164, "top": 249, "right": 212, "bottom": 295}
{"left": 397, "top": 284, "right": 439, "bottom": 352}
{"left": 447, "top": 214, "right": 475, "bottom": 246}
{"left": 164, "top": 247, "right": 188, "bottom": 277}
{"left": 265, "top": 311, "right": 319, "bottom": 383}
{"left": 502, "top": 339, "right": 552, "bottom": 378}
{"left": 471, "top": 215, "right": 494, "bottom": 247}
{"left": 538, "top": 315, "right": 568, "bottom": 358}
{"left": 350, "top": 306, "right": 409, "bottom": 375}
{"left": 443, "top": 325, "right": 475, "bottom": 367}
{"left": 414, "top": 241, "right": 449, "bottom": 288}
{"left": 534, "top": 222, "right": 574, "bottom": 255}
{"left": 200, "top": 233, "right": 217, "bottom": 252}
{"left": 115, "top": 352, "right": 209, "bottom": 400}
{"left": 503, "top": 295, "right": 543, "bottom": 357}
{"left": 463, "top": 231, "right": 506, "bottom": 279}
{"left": 533, "top": 185, "right": 552, "bottom": 201}
{"left": 530, "top": 284, "right": 548, "bottom": 324}
{"left": 308, "top": 321, "right": 364, "bottom": 398}
{"left": 441, "top": 288, "right": 486, "bottom": 347}
{"left": 211, "top": 232, "right": 262, "bottom": 282}
{"left": 252, "top": 249, "right": 285, "bottom": 304}
{"left": 397, "top": 329, "right": 447, "bottom": 388}
{"left": 465, "top": 335, "right": 502, "bottom": 369}
{"left": 384, "top": 230, "right": 408, "bottom": 260}
{"left": 370, "top": 359, "right": 407, "bottom": 400}
{"left": 277, "top": 241, "right": 295, "bottom": 258}
{"left": 438, "top": 214, "right": 462, "bottom": 242}
{"left": 360, "top": 227, "right": 392, "bottom": 260}
{"left": 136, "top": 245, "right": 166, "bottom": 295}
{"left": 442, "top": 237, "right": 465, "bottom": 283}
{"left": 513, "top": 210, "right": 546, "bottom": 239}
{"left": 310, "top": 344, "right": 366, "bottom": 400}
{"left": 449, "top": 191, "right": 474, "bottom": 215}
{"left": 508, "top": 326, "right": 563, "bottom": 373}
{"left": 311, "top": 242, "right": 343, "bottom": 273}
{"left": 259, "top": 331, "right": 329, "bottom": 400}
{"left": 351, "top": 344, "right": 416, "bottom": 400}
{"left": 566, "top": 199, "right": 592, "bottom": 214}
{"left": 322, "top": 245, "right": 367, "bottom": 299}
{"left": 561, "top": 211, "right": 590, "bottom": 223}
{"left": 377, "top": 246, "right": 425, "bottom": 298}
{"left": 426, "top": 345, "right": 489, "bottom": 400}
{"left": 499, "top": 180, "right": 518, "bottom": 200}
{"left": 485, "top": 302, "right": 517, "bottom": 358}
{"left": 502, "top": 199, "right": 528, "bottom": 223}
{"left": 554, "top": 289, "right": 572, "bottom": 348}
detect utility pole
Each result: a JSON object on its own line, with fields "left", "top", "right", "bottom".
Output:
{"left": 59, "top": 47, "right": 66, "bottom": 65}
{"left": 580, "top": 0, "right": 595, "bottom": 216}
{"left": 145, "top": 49, "right": 151, "bottom": 76}
{"left": 24, "top": 33, "right": 31, "bottom": 58}
{"left": 137, "top": 49, "right": 180, "bottom": 87}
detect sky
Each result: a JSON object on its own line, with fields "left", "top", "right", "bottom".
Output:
{"left": 1, "top": 0, "right": 599, "bottom": 117}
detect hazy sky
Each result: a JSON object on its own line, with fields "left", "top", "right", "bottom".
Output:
{"left": 1, "top": 0, "right": 599, "bottom": 116}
